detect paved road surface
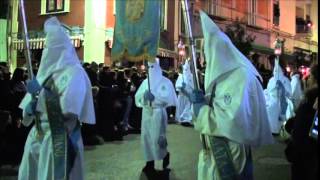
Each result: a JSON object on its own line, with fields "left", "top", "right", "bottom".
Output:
{"left": 0, "top": 124, "right": 291, "bottom": 180}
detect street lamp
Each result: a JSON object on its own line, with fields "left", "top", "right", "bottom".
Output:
{"left": 274, "top": 38, "right": 282, "bottom": 56}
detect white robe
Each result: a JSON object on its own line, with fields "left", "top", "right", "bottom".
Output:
{"left": 290, "top": 74, "right": 303, "bottom": 109}
{"left": 135, "top": 77, "right": 177, "bottom": 161}
{"left": 18, "top": 65, "right": 94, "bottom": 180}
{"left": 195, "top": 68, "right": 273, "bottom": 180}
{"left": 197, "top": 11, "right": 273, "bottom": 180}
{"left": 18, "top": 17, "right": 95, "bottom": 180}
{"left": 175, "top": 74, "right": 193, "bottom": 123}
{"left": 265, "top": 76, "right": 295, "bottom": 134}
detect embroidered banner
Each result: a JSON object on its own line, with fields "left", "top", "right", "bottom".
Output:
{"left": 111, "top": 0, "right": 161, "bottom": 62}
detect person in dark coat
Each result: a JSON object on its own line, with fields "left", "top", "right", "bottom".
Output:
{"left": 6, "top": 68, "right": 31, "bottom": 165}
{"left": 97, "top": 71, "right": 123, "bottom": 141}
{"left": 285, "top": 63, "right": 318, "bottom": 180}
{"left": 128, "top": 71, "right": 143, "bottom": 132}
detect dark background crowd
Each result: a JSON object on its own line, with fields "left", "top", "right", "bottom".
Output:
{"left": 0, "top": 60, "right": 180, "bottom": 168}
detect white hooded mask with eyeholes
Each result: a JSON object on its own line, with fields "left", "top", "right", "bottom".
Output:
{"left": 19, "top": 17, "right": 95, "bottom": 126}
{"left": 147, "top": 58, "right": 162, "bottom": 90}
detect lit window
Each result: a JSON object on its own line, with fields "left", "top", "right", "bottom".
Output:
{"left": 41, "top": 0, "right": 70, "bottom": 15}
{"left": 273, "top": 2, "right": 280, "bottom": 26}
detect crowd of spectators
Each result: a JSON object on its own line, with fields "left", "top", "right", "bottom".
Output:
{"left": 0, "top": 62, "right": 31, "bottom": 166}
{"left": 81, "top": 61, "right": 182, "bottom": 145}
{"left": 0, "top": 60, "right": 182, "bottom": 164}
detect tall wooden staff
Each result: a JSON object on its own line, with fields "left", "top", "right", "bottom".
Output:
{"left": 19, "top": 0, "right": 42, "bottom": 135}
{"left": 182, "top": 0, "right": 206, "bottom": 149}
{"left": 182, "top": 0, "right": 200, "bottom": 90}
{"left": 19, "top": 0, "right": 34, "bottom": 80}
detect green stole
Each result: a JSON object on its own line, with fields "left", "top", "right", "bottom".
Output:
{"left": 202, "top": 84, "right": 238, "bottom": 180}
{"left": 44, "top": 77, "right": 77, "bottom": 180}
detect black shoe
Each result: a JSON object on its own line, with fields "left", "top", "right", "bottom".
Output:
{"left": 128, "top": 128, "right": 141, "bottom": 134}
{"left": 163, "top": 152, "right": 170, "bottom": 169}
{"left": 181, "top": 122, "right": 193, "bottom": 127}
{"left": 142, "top": 166, "right": 158, "bottom": 180}
{"left": 95, "top": 135, "right": 105, "bottom": 145}
{"left": 272, "top": 133, "right": 280, "bottom": 137}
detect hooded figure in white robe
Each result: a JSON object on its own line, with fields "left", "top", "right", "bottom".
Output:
{"left": 135, "top": 58, "right": 177, "bottom": 175}
{"left": 18, "top": 17, "right": 95, "bottom": 180}
{"left": 190, "top": 11, "right": 273, "bottom": 180}
{"left": 290, "top": 72, "right": 303, "bottom": 109}
{"left": 264, "top": 58, "right": 295, "bottom": 134}
{"left": 175, "top": 60, "right": 194, "bottom": 124}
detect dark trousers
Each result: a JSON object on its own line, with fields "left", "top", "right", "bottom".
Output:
{"left": 291, "top": 156, "right": 318, "bottom": 180}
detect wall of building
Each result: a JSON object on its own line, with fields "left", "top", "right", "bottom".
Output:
{"left": 106, "top": 0, "right": 115, "bottom": 29}
{"left": 256, "top": 0, "right": 271, "bottom": 29}
{"left": 310, "top": 0, "right": 318, "bottom": 43}
{"left": 0, "top": 19, "right": 7, "bottom": 62}
{"left": 83, "top": 0, "right": 106, "bottom": 64}
{"left": 24, "top": 0, "right": 85, "bottom": 29}
{"left": 166, "top": 0, "right": 176, "bottom": 51}
{"left": 235, "top": 0, "right": 247, "bottom": 14}
{"left": 278, "top": 0, "right": 296, "bottom": 36}
{"left": 23, "top": 0, "right": 85, "bottom": 60}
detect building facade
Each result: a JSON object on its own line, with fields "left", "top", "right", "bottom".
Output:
{"left": 193, "top": 0, "right": 318, "bottom": 69}
{"left": 1, "top": 0, "right": 318, "bottom": 71}
{"left": 4, "top": 0, "right": 179, "bottom": 70}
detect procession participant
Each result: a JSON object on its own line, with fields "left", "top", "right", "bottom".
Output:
{"left": 290, "top": 68, "right": 304, "bottom": 110}
{"left": 18, "top": 17, "right": 95, "bottom": 180}
{"left": 265, "top": 58, "right": 295, "bottom": 134}
{"left": 135, "top": 58, "right": 177, "bottom": 178}
{"left": 187, "top": 11, "right": 273, "bottom": 180}
{"left": 175, "top": 60, "right": 194, "bottom": 126}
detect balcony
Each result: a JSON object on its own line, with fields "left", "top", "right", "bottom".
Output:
{"left": 206, "top": 2, "right": 270, "bottom": 31}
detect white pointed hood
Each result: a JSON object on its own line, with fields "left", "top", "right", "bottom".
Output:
{"left": 37, "top": 16, "right": 80, "bottom": 85}
{"left": 267, "top": 58, "right": 291, "bottom": 96}
{"left": 147, "top": 58, "right": 163, "bottom": 90}
{"left": 182, "top": 60, "right": 194, "bottom": 88}
{"left": 273, "top": 58, "right": 284, "bottom": 77}
{"left": 19, "top": 17, "right": 95, "bottom": 126}
{"left": 200, "top": 11, "right": 262, "bottom": 92}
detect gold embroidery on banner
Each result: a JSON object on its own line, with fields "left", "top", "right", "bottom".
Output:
{"left": 126, "top": 0, "right": 145, "bottom": 22}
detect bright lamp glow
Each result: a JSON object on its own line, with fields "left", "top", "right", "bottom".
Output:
{"left": 286, "top": 66, "right": 291, "bottom": 73}
{"left": 274, "top": 48, "right": 282, "bottom": 55}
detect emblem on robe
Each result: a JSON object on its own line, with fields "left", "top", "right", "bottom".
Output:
{"left": 224, "top": 93, "right": 232, "bottom": 105}
{"left": 126, "top": 0, "right": 145, "bottom": 22}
